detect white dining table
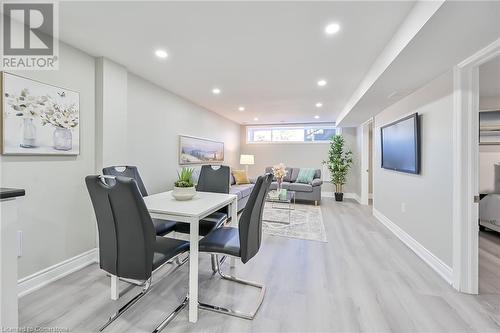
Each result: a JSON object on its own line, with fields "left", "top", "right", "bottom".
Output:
{"left": 143, "top": 190, "right": 238, "bottom": 323}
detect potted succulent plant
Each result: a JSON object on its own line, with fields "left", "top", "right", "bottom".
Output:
{"left": 172, "top": 167, "right": 196, "bottom": 201}
{"left": 323, "top": 135, "right": 353, "bottom": 202}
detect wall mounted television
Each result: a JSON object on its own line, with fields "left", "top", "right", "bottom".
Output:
{"left": 381, "top": 113, "right": 420, "bottom": 174}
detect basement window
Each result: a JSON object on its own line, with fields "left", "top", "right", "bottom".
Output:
{"left": 246, "top": 124, "right": 336, "bottom": 144}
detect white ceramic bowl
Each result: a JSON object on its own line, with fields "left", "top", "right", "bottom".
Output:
{"left": 172, "top": 186, "right": 196, "bottom": 201}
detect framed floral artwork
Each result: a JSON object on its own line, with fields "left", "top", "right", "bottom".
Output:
{"left": 1, "top": 72, "right": 80, "bottom": 155}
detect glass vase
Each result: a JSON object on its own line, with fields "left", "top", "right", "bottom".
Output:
{"left": 53, "top": 128, "right": 72, "bottom": 151}
{"left": 20, "top": 117, "right": 37, "bottom": 148}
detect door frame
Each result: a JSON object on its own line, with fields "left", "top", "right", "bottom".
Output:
{"left": 360, "top": 119, "right": 373, "bottom": 205}
{"left": 452, "top": 38, "right": 500, "bottom": 294}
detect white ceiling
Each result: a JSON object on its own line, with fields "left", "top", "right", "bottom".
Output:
{"left": 337, "top": 1, "right": 500, "bottom": 126}
{"left": 57, "top": 1, "right": 415, "bottom": 125}
{"left": 480, "top": 56, "right": 500, "bottom": 98}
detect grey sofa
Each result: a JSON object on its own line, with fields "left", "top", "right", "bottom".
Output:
{"left": 230, "top": 174, "right": 255, "bottom": 212}
{"left": 264, "top": 167, "right": 322, "bottom": 205}
{"left": 228, "top": 166, "right": 323, "bottom": 210}
{"left": 193, "top": 167, "right": 254, "bottom": 213}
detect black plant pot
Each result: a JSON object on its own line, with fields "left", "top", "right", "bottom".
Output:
{"left": 334, "top": 192, "right": 344, "bottom": 202}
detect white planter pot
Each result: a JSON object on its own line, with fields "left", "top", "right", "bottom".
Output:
{"left": 172, "top": 186, "right": 196, "bottom": 201}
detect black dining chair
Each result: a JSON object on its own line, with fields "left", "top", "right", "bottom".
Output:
{"left": 196, "top": 164, "right": 231, "bottom": 194}
{"left": 103, "top": 165, "right": 230, "bottom": 238}
{"left": 85, "top": 175, "right": 190, "bottom": 331}
{"left": 103, "top": 166, "right": 177, "bottom": 236}
{"left": 173, "top": 165, "right": 231, "bottom": 272}
{"left": 174, "top": 165, "right": 230, "bottom": 235}
{"left": 196, "top": 173, "right": 272, "bottom": 320}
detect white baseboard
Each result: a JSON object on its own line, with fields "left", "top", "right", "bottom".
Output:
{"left": 322, "top": 192, "right": 361, "bottom": 204}
{"left": 18, "top": 248, "right": 98, "bottom": 298}
{"left": 372, "top": 208, "right": 453, "bottom": 285}
{"left": 344, "top": 193, "right": 361, "bottom": 203}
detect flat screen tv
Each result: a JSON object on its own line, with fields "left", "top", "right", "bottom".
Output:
{"left": 381, "top": 113, "right": 420, "bottom": 174}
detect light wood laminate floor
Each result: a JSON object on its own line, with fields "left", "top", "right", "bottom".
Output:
{"left": 19, "top": 199, "right": 500, "bottom": 332}
{"left": 480, "top": 230, "right": 500, "bottom": 296}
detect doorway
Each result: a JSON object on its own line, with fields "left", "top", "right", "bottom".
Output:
{"left": 360, "top": 119, "right": 373, "bottom": 205}
{"left": 478, "top": 55, "right": 500, "bottom": 295}
{"left": 453, "top": 38, "right": 500, "bottom": 294}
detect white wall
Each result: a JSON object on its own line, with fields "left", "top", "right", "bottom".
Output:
{"left": 480, "top": 96, "right": 500, "bottom": 111}
{"left": 373, "top": 71, "right": 454, "bottom": 267}
{"left": 95, "top": 58, "right": 129, "bottom": 171}
{"left": 0, "top": 43, "right": 97, "bottom": 278}
{"left": 369, "top": 124, "right": 373, "bottom": 194}
{"left": 479, "top": 96, "right": 500, "bottom": 194}
{"left": 480, "top": 146, "right": 500, "bottom": 193}
{"left": 126, "top": 73, "right": 240, "bottom": 194}
{"left": 0, "top": 54, "right": 241, "bottom": 279}
{"left": 239, "top": 126, "right": 360, "bottom": 195}
{"left": 345, "top": 127, "right": 361, "bottom": 196}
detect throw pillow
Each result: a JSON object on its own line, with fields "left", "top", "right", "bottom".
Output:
{"left": 296, "top": 168, "right": 316, "bottom": 184}
{"left": 233, "top": 170, "right": 250, "bottom": 185}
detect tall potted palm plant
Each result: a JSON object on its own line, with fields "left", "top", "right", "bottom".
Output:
{"left": 323, "top": 135, "right": 353, "bottom": 202}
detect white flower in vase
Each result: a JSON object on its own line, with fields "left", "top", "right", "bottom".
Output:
{"left": 40, "top": 96, "right": 79, "bottom": 151}
{"left": 271, "top": 163, "right": 288, "bottom": 192}
{"left": 4, "top": 88, "right": 47, "bottom": 119}
{"left": 4, "top": 89, "right": 48, "bottom": 148}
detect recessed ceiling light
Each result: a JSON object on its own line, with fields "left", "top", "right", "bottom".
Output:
{"left": 155, "top": 49, "right": 168, "bottom": 58}
{"left": 315, "top": 102, "right": 323, "bottom": 108}
{"left": 212, "top": 88, "right": 221, "bottom": 95}
{"left": 314, "top": 115, "right": 320, "bottom": 119}
{"left": 317, "top": 79, "right": 327, "bottom": 87}
{"left": 238, "top": 106, "right": 245, "bottom": 111}
{"left": 325, "top": 23, "right": 340, "bottom": 35}
{"left": 253, "top": 117, "right": 259, "bottom": 121}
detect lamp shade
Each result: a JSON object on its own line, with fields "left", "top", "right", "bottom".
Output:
{"left": 240, "top": 154, "right": 255, "bottom": 165}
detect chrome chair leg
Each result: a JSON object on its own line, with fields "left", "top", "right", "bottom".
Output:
{"left": 99, "top": 253, "right": 188, "bottom": 331}
{"left": 210, "top": 255, "right": 226, "bottom": 271}
{"left": 211, "top": 254, "right": 217, "bottom": 273}
{"left": 211, "top": 216, "right": 230, "bottom": 273}
{"left": 152, "top": 295, "right": 189, "bottom": 333}
{"left": 211, "top": 254, "right": 227, "bottom": 274}
{"left": 198, "top": 255, "right": 266, "bottom": 320}
{"left": 219, "top": 255, "right": 227, "bottom": 266}
{"left": 99, "top": 279, "right": 152, "bottom": 331}
{"left": 175, "top": 253, "right": 189, "bottom": 266}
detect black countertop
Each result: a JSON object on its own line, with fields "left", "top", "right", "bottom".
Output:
{"left": 0, "top": 188, "right": 26, "bottom": 199}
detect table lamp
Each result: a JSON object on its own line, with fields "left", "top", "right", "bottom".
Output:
{"left": 240, "top": 154, "right": 255, "bottom": 174}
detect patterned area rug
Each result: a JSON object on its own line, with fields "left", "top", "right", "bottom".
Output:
{"left": 262, "top": 202, "right": 327, "bottom": 242}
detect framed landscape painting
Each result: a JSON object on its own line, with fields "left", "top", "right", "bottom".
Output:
{"left": 179, "top": 135, "right": 224, "bottom": 165}
{"left": 1, "top": 72, "right": 80, "bottom": 155}
{"left": 480, "top": 110, "right": 500, "bottom": 145}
